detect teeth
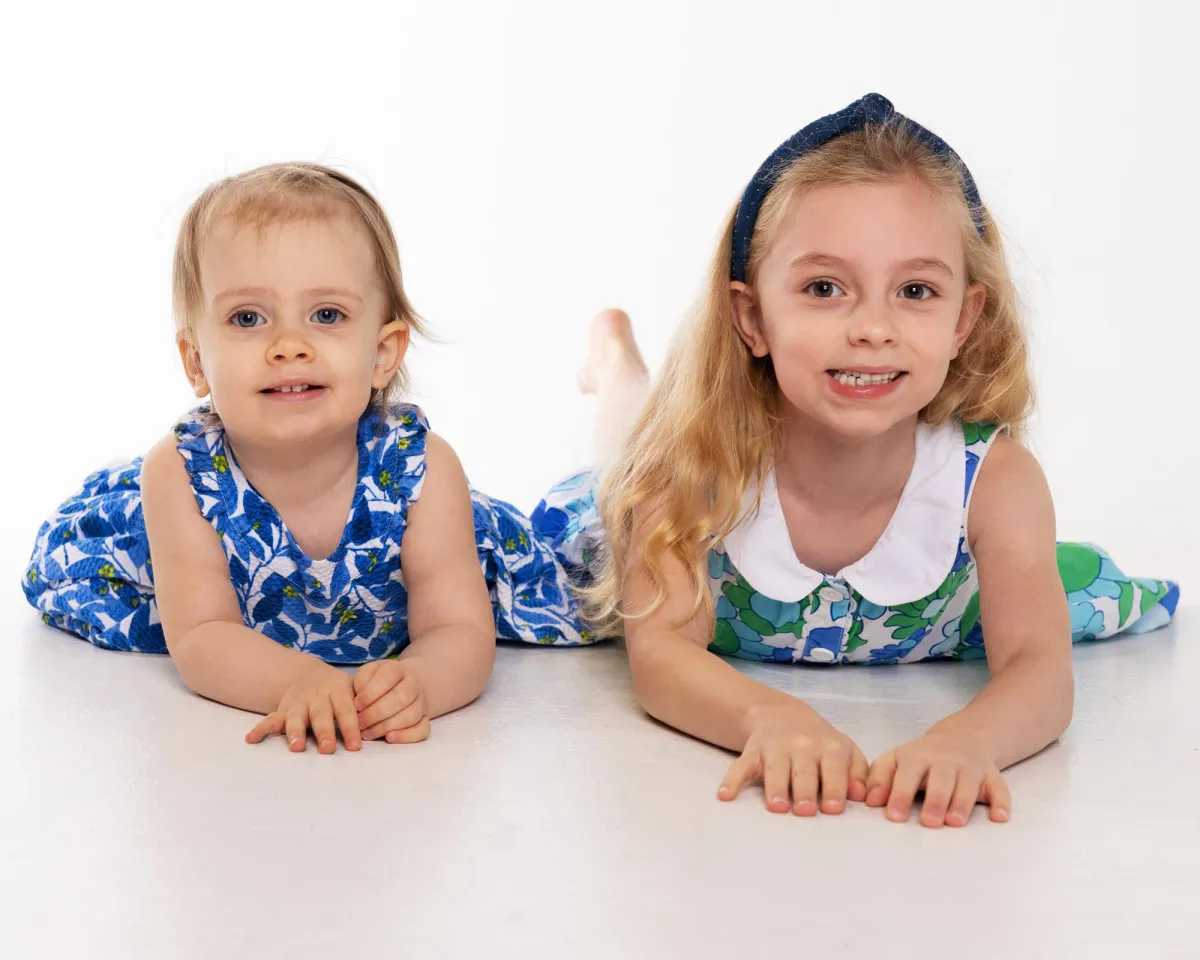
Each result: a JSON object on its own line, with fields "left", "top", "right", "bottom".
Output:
{"left": 832, "top": 371, "right": 901, "bottom": 387}
{"left": 274, "top": 384, "right": 311, "bottom": 393}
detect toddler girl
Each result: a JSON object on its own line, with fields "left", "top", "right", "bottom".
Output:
{"left": 24, "top": 163, "right": 598, "bottom": 752}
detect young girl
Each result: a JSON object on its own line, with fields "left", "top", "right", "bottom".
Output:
{"left": 23, "top": 163, "right": 599, "bottom": 753}
{"left": 548, "top": 94, "right": 1180, "bottom": 828}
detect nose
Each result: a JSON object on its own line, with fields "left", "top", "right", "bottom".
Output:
{"left": 267, "top": 327, "right": 313, "bottom": 363}
{"left": 848, "top": 302, "right": 897, "bottom": 347}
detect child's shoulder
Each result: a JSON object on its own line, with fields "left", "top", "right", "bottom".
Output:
{"left": 965, "top": 427, "right": 1052, "bottom": 545}
{"left": 169, "top": 405, "right": 223, "bottom": 452}
{"left": 959, "top": 420, "right": 1004, "bottom": 450}
{"left": 366, "top": 402, "right": 430, "bottom": 460}
{"left": 362, "top": 403, "right": 434, "bottom": 506}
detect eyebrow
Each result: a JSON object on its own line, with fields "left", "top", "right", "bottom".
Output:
{"left": 212, "top": 286, "right": 365, "bottom": 305}
{"left": 787, "top": 253, "right": 956, "bottom": 276}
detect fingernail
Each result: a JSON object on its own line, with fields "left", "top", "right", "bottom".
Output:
{"left": 994, "top": 809, "right": 1010, "bottom": 822}
{"left": 947, "top": 812, "right": 965, "bottom": 827}
{"left": 717, "top": 787, "right": 732, "bottom": 799}
{"left": 321, "top": 739, "right": 333, "bottom": 749}
{"left": 887, "top": 806, "right": 906, "bottom": 821}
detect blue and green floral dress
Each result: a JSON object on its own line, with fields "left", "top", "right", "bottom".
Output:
{"left": 535, "top": 421, "right": 1180, "bottom": 664}
{"left": 23, "top": 404, "right": 595, "bottom": 660}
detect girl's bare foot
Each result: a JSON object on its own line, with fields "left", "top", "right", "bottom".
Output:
{"left": 578, "top": 308, "right": 648, "bottom": 396}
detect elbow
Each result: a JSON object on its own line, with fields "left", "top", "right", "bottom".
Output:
{"left": 165, "top": 629, "right": 201, "bottom": 689}
{"left": 1053, "top": 667, "right": 1075, "bottom": 740}
{"left": 164, "top": 621, "right": 225, "bottom": 698}
{"left": 472, "top": 635, "right": 496, "bottom": 700}
{"left": 625, "top": 637, "right": 670, "bottom": 721}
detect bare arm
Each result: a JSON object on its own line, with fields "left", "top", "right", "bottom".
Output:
{"left": 625, "top": 571, "right": 817, "bottom": 755}
{"left": 396, "top": 432, "right": 496, "bottom": 719}
{"left": 931, "top": 436, "right": 1074, "bottom": 769}
{"left": 140, "top": 435, "right": 346, "bottom": 716}
{"left": 624, "top": 500, "right": 868, "bottom": 818}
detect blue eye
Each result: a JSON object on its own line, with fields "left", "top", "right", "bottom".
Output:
{"left": 232, "top": 311, "right": 264, "bottom": 328}
{"left": 900, "top": 283, "right": 935, "bottom": 301}
{"left": 313, "top": 308, "right": 344, "bottom": 325}
{"left": 805, "top": 280, "right": 845, "bottom": 299}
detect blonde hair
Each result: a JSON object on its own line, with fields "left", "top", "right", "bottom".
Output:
{"left": 586, "top": 122, "right": 1032, "bottom": 636}
{"left": 171, "top": 162, "right": 426, "bottom": 405}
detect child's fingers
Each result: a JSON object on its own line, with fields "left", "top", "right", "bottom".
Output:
{"left": 981, "top": 770, "right": 1012, "bottom": 823}
{"left": 818, "top": 752, "right": 849, "bottom": 814}
{"left": 762, "top": 747, "right": 792, "bottom": 814}
{"left": 789, "top": 753, "right": 818, "bottom": 816}
{"left": 351, "top": 660, "right": 379, "bottom": 697}
{"left": 848, "top": 747, "right": 870, "bottom": 803}
{"left": 918, "top": 762, "right": 958, "bottom": 828}
{"left": 945, "top": 771, "right": 983, "bottom": 828}
{"left": 362, "top": 699, "right": 427, "bottom": 741}
{"left": 331, "top": 689, "right": 362, "bottom": 751}
{"left": 285, "top": 706, "right": 310, "bottom": 752}
{"left": 886, "top": 759, "right": 925, "bottom": 822}
{"left": 384, "top": 717, "right": 431, "bottom": 744}
{"left": 356, "top": 674, "right": 419, "bottom": 729}
{"left": 353, "top": 662, "right": 403, "bottom": 712}
{"left": 309, "top": 699, "right": 338, "bottom": 754}
{"left": 717, "top": 749, "right": 760, "bottom": 802}
{"left": 864, "top": 751, "right": 897, "bottom": 807}
{"left": 245, "top": 711, "right": 285, "bottom": 744}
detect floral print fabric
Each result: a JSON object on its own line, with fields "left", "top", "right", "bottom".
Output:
{"left": 537, "top": 422, "right": 1179, "bottom": 664}
{"left": 24, "top": 404, "right": 594, "bottom": 659}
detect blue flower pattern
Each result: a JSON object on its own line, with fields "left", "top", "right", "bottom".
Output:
{"left": 24, "top": 404, "right": 594, "bottom": 657}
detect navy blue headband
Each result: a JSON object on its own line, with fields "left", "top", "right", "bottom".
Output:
{"left": 730, "top": 92, "right": 985, "bottom": 283}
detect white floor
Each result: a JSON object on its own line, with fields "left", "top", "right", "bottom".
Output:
{"left": 2, "top": 596, "right": 1196, "bottom": 960}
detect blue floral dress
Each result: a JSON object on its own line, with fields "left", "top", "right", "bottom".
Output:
{"left": 536, "top": 421, "right": 1180, "bottom": 664}
{"left": 24, "top": 404, "right": 594, "bottom": 660}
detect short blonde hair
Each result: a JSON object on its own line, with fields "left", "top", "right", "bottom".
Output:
{"left": 171, "top": 162, "right": 426, "bottom": 403}
{"left": 586, "top": 123, "right": 1033, "bottom": 636}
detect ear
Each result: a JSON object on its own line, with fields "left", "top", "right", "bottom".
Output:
{"left": 952, "top": 283, "right": 986, "bottom": 358}
{"left": 177, "top": 337, "right": 210, "bottom": 398}
{"left": 729, "top": 281, "right": 770, "bottom": 358}
{"left": 372, "top": 318, "right": 411, "bottom": 390}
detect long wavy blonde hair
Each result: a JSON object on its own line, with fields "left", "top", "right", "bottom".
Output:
{"left": 585, "top": 122, "right": 1033, "bottom": 636}
{"left": 172, "top": 162, "right": 426, "bottom": 408}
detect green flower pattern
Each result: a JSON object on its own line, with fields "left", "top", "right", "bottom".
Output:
{"left": 706, "top": 423, "right": 1180, "bottom": 665}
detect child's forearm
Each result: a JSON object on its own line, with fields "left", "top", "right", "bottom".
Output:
{"left": 400, "top": 625, "right": 495, "bottom": 719}
{"left": 930, "top": 649, "right": 1074, "bottom": 770}
{"left": 170, "top": 621, "right": 329, "bottom": 714}
{"left": 628, "top": 630, "right": 818, "bottom": 752}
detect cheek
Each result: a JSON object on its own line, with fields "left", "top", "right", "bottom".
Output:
{"left": 762, "top": 310, "right": 833, "bottom": 365}
{"left": 907, "top": 309, "right": 963, "bottom": 352}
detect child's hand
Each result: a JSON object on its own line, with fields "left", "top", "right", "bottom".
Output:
{"left": 353, "top": 659, "right": 431, "bottom": 744}
{"left": 717, "top": 704, "right": 869, "bottom": 815}
{"left": 245, "top": 658, "right": 363, "bottom": 753}
{"left": 865, "top": 729, "right": 1012, "bottom": 827}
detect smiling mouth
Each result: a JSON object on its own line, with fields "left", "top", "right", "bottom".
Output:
{"left": 827, "top": 370, "right": 906, "bottom": 387}
{"left": 261, "top": 384, "right": 323, "bottom": 394}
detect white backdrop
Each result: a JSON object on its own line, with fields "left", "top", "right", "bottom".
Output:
{"left": 2, "top": 0, "right": 1196, "bottom": 592}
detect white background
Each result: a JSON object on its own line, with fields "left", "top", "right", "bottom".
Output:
{"left": 2, "top": 0, "right": 1196, "bottom": 591}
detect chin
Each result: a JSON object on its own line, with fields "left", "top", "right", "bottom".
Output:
{"left": 822, "top": 408, "right": 915, "bottom": 440}
{"left": 782, "top": 393, "right": 922, "bottom": 441}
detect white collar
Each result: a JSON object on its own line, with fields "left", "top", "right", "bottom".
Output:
{"left": 721, "top": 420, "right": 965, "bottom": 606}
